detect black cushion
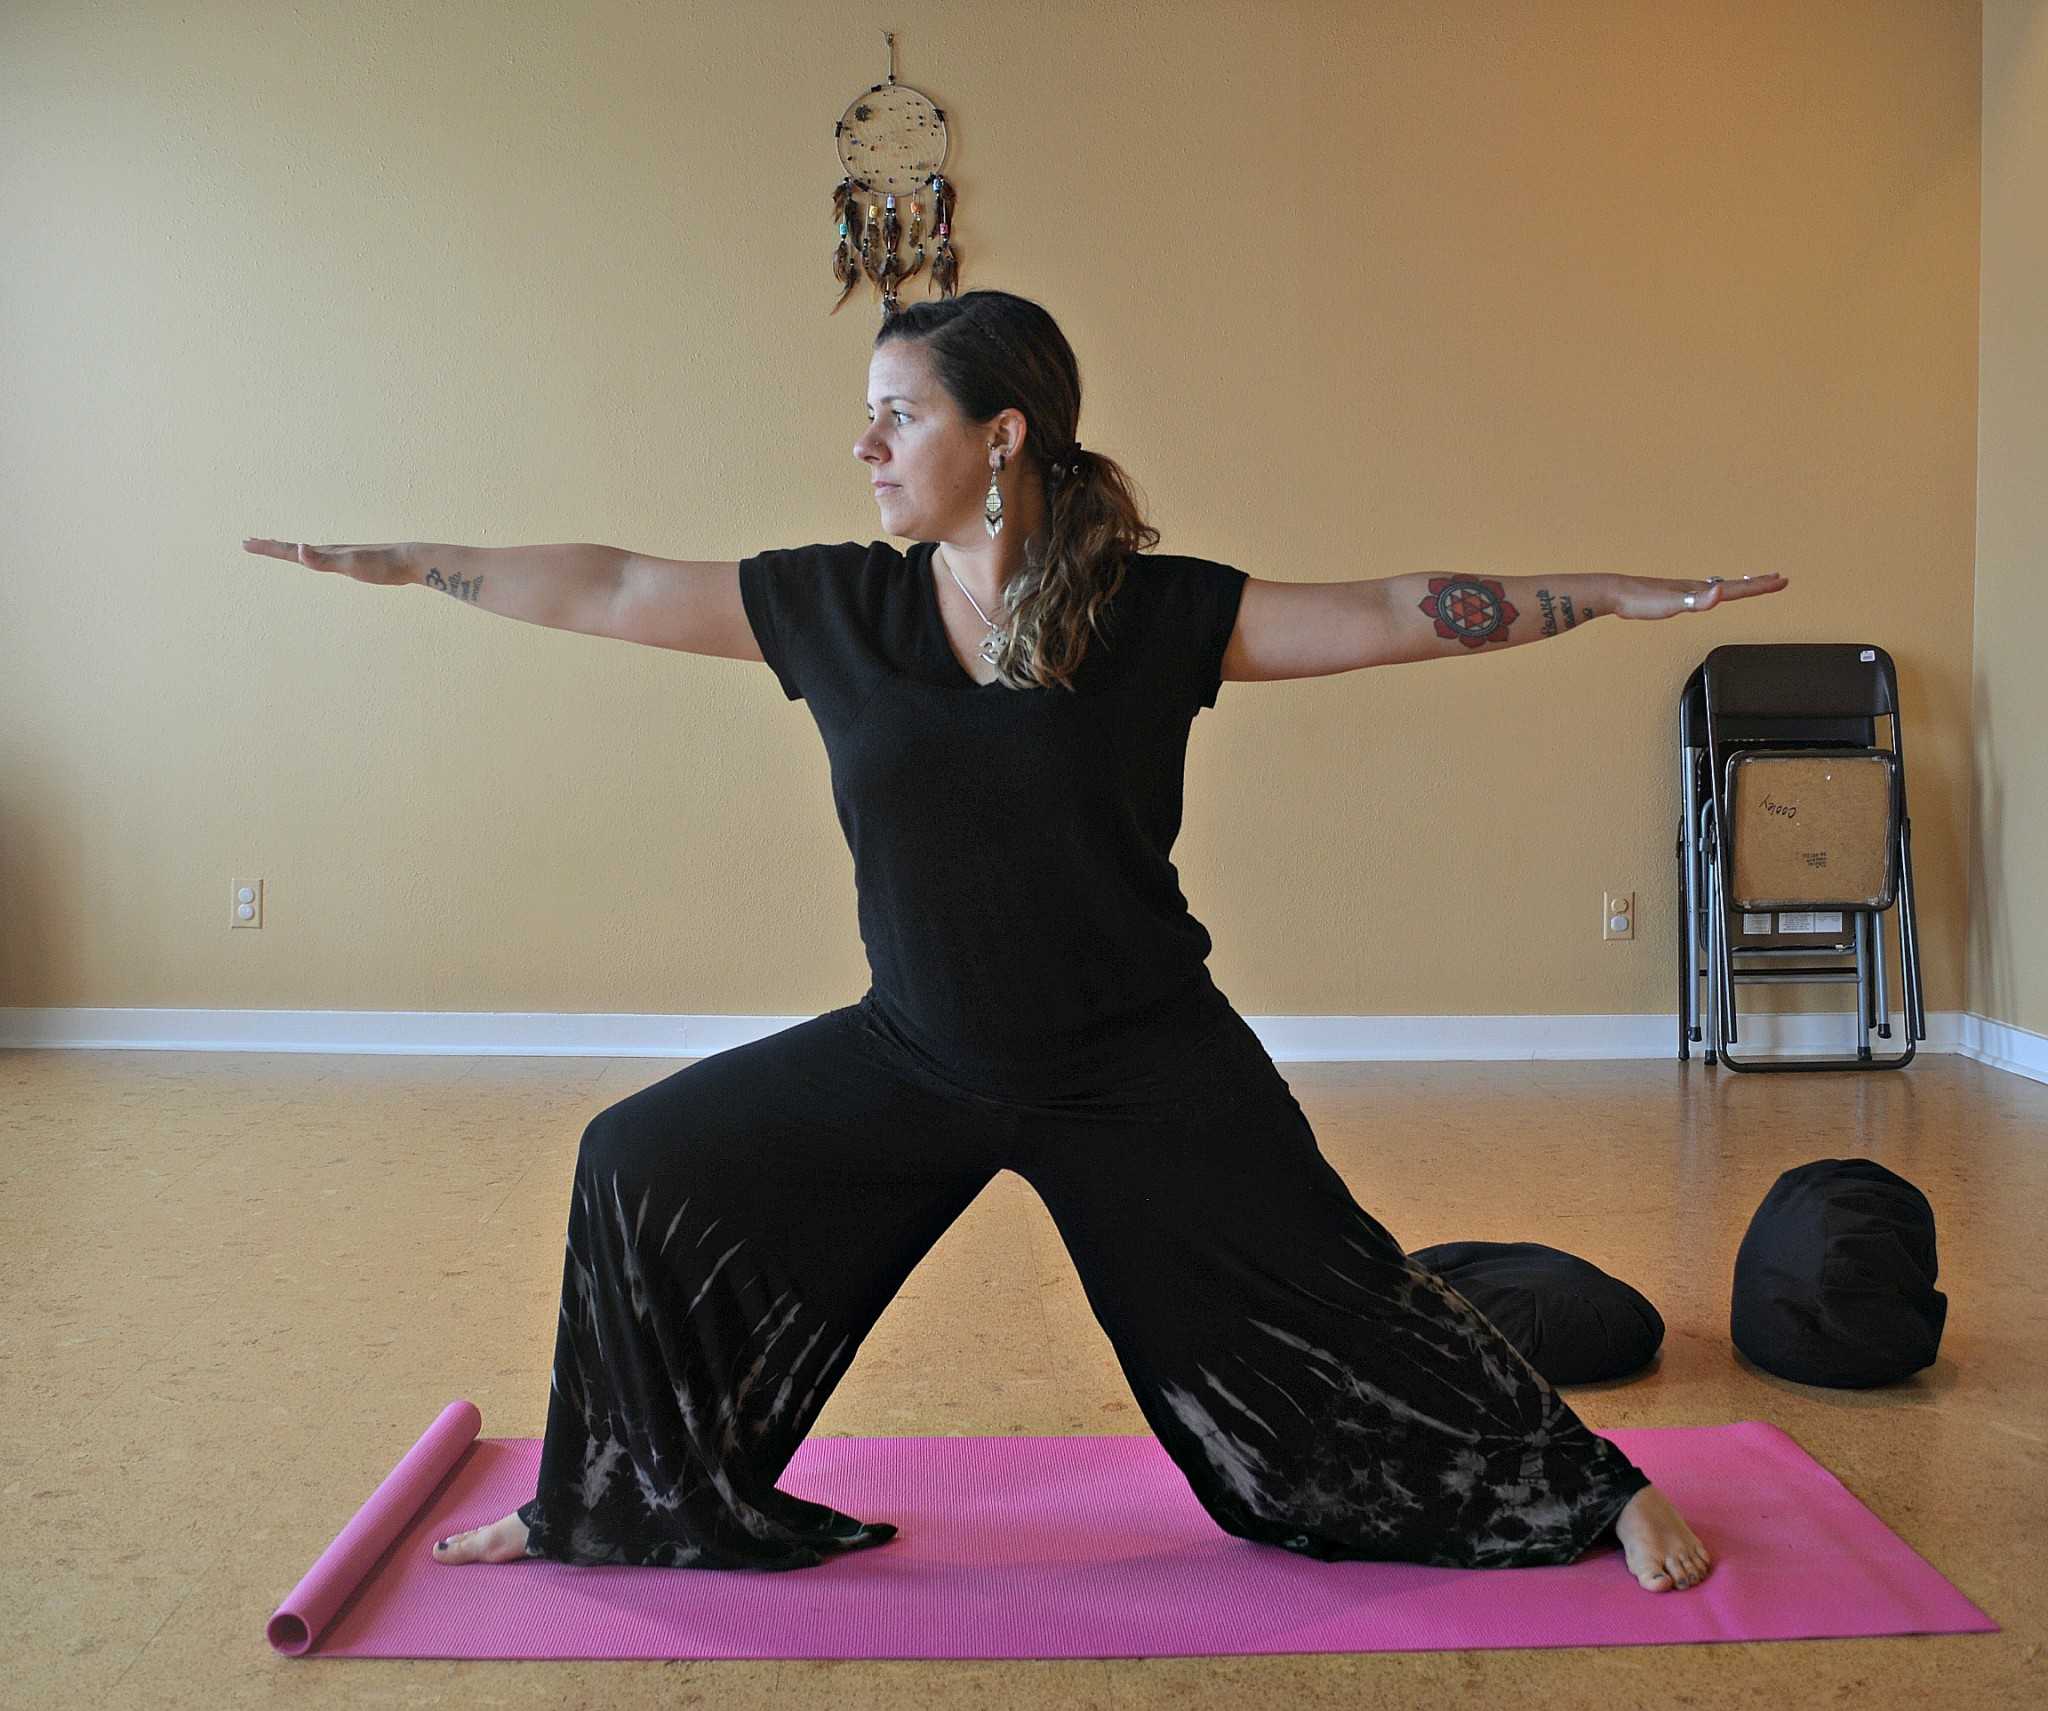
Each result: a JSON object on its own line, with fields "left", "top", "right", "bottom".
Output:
{"left": 1730, "top": 1157, "right": 1946, "bottom": 1388}
{"left": 1408, "top": 1240, "right": 1666, "bottom": 1385}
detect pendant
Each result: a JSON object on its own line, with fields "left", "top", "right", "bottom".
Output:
{"left": 979, "top": 629, "right": 1005, "bottom": 664}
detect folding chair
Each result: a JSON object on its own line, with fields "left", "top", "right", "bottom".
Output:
{"left": 1675, "top": 643, "right": 1924, "bottom": 1071}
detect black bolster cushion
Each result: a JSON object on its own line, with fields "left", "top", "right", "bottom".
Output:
{"left": 1730, "top": 1157, "right": 1947, "bottom": 1388}
{"left": 1407, "top": 1240, "right": 1666, "bottom": 1386}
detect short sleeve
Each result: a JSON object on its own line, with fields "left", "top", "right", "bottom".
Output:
{"left": 737, "top": 547, "right": 807, "bottom": 700}
{"left": 1184, "top": 558, "right": 1250, "bottom": 710}
{"left": 738, "top": 541, "right": 878, "bottom": 703}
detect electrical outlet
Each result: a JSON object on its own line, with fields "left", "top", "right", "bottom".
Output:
{"left": 232, "top": 877, "right": 264, "bottom": 929}
{"left": 1602, "top": 890, "right": 1633, "bottom": 941}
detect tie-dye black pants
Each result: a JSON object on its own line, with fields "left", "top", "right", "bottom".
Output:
{"left": 515, "top": 992, "right": 1651, "bottom": 1571}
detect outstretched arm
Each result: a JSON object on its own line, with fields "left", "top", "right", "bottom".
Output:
{"left": 1383, "top": 570, "right": 1788, "bottom": 660}
{"left": 1219, "top": 572, "right": 1789, "bottom": 682}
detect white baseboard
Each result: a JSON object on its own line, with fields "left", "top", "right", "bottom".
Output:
{"left": 1953, "top": 1012, "right": 2048, "bottom": 1084}
{"left": 2, "top": 1004, "right": 2041, "bottom": 1084}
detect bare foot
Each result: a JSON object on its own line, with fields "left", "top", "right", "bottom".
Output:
{"left": 432, "top": 1510, "right": 530, "bottom": 1564}
{"left": 1612, "top": 1484, "right": 1711, "bottom": 1591}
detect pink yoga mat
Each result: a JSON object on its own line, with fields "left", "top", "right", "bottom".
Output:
{"left": 269, "top": 1403, "right": 1997, "bottom": 1659}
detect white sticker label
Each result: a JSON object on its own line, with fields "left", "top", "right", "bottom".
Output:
{"left": 1743, "top": 913, "right": 1773, "bottom": 934}
{"left": 1777, "top": 911, "right": 1845, "bottom": 933}
{"left": 1860, "top": 649, "right": 1876, "bottom": 662}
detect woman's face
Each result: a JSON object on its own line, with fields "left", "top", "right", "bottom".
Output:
{"left": 855, "top": 339, "right": 1019, "bottom": 540}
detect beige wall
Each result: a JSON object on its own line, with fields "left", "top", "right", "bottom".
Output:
{"left": 0, "top": 1, "right": 2001, "bottom": 1030}
{"left": 1971, "top": 0, "right": 2046, "bottom": 1038}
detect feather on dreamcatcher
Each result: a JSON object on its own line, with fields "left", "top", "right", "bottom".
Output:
{"left": 831, "top": 32, "right": 960, "bottom": 320}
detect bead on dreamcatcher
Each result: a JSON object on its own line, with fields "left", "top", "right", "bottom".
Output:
{"left": 830, "top": 31, "right": 960, "bottom": 320}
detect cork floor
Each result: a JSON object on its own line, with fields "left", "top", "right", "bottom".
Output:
{"left": 4, "top": 1043, "right": 2043, "bottom": 1709}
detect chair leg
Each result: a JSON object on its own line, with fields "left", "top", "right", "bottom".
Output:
{"left": 1902, "top": 887, "right": 1921, "bottom": 1044}
{"left": 1697, "top": 837, "right": 1714, "bottom": 1065}
{"left": 1705, "top": 838, "right": 1730, "bottom": 1062}
{"left": 1854, "top": 911, "right": 1873, "bottom": 1062}
{"left": 1713, "top": 837, "right": 1739, "bottom": 1046}
{"left": 1899, "top": 819, "right": 1926, "bottom": 1042}
{"left": 1675, "top": 823, "right": 1689, "bottom": 1060}
{"left": 1873, "top": 902, "right": 1892, "bottom": 1040}
{"left": 1690, "top": 813, "right": 1708, "bottom": 1044}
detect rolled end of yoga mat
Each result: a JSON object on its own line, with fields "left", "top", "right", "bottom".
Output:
{"left": 267, "top": 1399, "right": 483, "bottom": 1656}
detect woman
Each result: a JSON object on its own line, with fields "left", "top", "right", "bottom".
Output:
{"left": 248, "top": 289, "right": 1781, "bottom": 1592}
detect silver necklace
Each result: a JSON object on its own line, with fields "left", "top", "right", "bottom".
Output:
{"left": 937, "top": 545, "right": 1008, "bottom": 663}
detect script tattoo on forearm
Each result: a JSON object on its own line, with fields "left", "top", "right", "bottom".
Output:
{"left": 422, "top": 566, "right": 484, "bottom": 604}
{"left": 1536, "top": 588, "right": 1589, "bottom": 632}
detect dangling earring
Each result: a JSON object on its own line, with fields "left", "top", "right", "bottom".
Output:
{"left": 983, "top": 451, "right": 1005, "bottom": 538}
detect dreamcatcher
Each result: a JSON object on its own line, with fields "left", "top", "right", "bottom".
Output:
{"left": 830, "top": 31, "right": 960, "bottom": 320}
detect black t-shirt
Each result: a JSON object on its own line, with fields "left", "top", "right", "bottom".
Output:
{"left": 738, "top": 537, "right": 1249, "bottom": 1097}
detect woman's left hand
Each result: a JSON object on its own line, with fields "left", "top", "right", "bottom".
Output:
{"left": 1610, "top": 573, "right": 1790, "bottom": 620}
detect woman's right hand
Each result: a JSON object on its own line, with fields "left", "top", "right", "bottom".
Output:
{"left": 242, "top": 538, "right": 417, "bottom": 588}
